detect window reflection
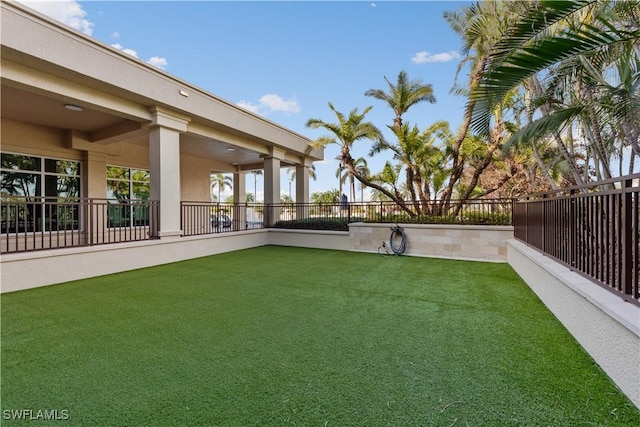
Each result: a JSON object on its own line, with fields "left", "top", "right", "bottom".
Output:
{"left": 1, "top": 153, "right": 81, "bottom": 233}
{"left": 106, "top": 166, "right": 150, "bottom": 227}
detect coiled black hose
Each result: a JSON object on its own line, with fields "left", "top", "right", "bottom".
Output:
{"left": 378, "top": 225, "right": 407, "bottom": 256}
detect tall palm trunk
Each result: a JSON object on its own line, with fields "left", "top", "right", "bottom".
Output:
{"left": 523, "top": 78, "right": 559, "bottom": 190}
{"left": 438, "top": 58, "right": 487, "bottom": 216}
{"left": 339, "top": 147, "right": 416, "bottom": 217}
{"left": 406, "top": 168, "right": 421, "bottom": 215}
{"left": 530, "top": 75, "right": 585, "bottom": 186}
{"left": 452, "top": 124, "right": 503, "bottom": 216}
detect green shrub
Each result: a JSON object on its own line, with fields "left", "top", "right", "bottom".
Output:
{"left": 460, "top": 212, "right": 511, "bottom": 225}
{"left": 273, "top": 217, "right": 365, "bottom": 231}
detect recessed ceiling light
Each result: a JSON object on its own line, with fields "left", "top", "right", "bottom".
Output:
{"left": 64, "top": 104, "right": 83, "bottom": 111}
{"left": 227, "top": 148, "right": 236, "bottom": 152}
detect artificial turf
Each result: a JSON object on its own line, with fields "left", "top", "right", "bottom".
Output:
{"left": 2, "top": 246, "right": 639, "bottom": 426}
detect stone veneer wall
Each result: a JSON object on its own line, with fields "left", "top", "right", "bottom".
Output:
{"left": 349, "top": 223, "right": 513, "bottom": 262}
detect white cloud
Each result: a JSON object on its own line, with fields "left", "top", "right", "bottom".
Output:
{"left": 17, "top": 0, "right": 93, "bottom": 35}
{"left": 236, "top": 101, "right": 261, "bottom": 114}
{"left": 411, "top": 50, "right": 460, "bottom": 64}
{"left": 111, "top": 44, "right": 168, "bottom": 69}
{"left": 371, "top": 3, "right": 376, "bottom": 7}
{"left": 111, "top": 44, "right": 139, "bottom": 58}
{"left": 259, "top": 94, "right": 300, "bottom": 114}
{"left": 17, "top": 0, "right": 168, "bottom": 69}
{"left": 236, "top": 94, "right": 300, "bottom": 116}
{"left": 147, "top": 56, "right": 168, "bottom": 70}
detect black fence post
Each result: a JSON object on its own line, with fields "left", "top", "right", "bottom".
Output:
{"left": 621, "top": 178, "right": 633, "bottom": 300}
{"left": 569, "top": 189, "right": 576, "bottom": 270}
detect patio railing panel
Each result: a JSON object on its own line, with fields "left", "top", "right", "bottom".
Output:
{"left": 0, "top": 197, "right": 159, "bottom": 253}
{"left": 181, "top": 199, "right": 512, "bottom": 236}
{"left": 514, "top": 174, "right": 640, "bottom": 306}
{"left": 180, "top": 202, "right": 264, "bottom": 236}
{"left": 271, "top": 199, "right": 513, "bottom": 229}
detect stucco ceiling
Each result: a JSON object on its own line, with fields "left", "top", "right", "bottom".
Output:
{"left": 1, "top": 84, "right": 124, "bottom": 131}
{"left": 1, "top": 83, "right": 271, "bottom": 171}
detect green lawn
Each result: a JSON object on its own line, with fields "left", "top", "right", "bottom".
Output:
{"left": 2, "top": 246, "right": 639, "bottom": 426}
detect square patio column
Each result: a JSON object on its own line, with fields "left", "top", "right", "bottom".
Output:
{"left": 233, "top": 171, "right": 247, "bottom": 230}
{"left": 263, "top": 147, "right": 286, "bottom": 227}
{"left": 83, "top": 151, "right": 107, "bottom": 245}
{"left": 295, "top": 161, "right": 311, "bottom": 203}
{"left": 149, "top": 106, "right": 190, "bottom": 238}
{"left": 295, "top": 161, "right": 311, "bottom": 220}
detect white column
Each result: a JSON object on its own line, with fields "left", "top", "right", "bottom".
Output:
{"left": 263, "top": 147, "right": 286, "bottom": 226}
{"left": 295, "top": 160, "right": 311, "bottom": 203}
{"left": 233, "top": 171, "right": 247, "bottom": 230}
{"left": 83, "top": 151, "right": 107, "bottom": 245}
{"left": 295, "top": 160, "right": 311, "bottom": 221}
{"left": 149, "top": 107, "right": 189, "bottom": 238}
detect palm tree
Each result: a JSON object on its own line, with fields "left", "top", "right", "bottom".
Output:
{"left": 442, "top": 0, "right": 519, "bottom": 213}
{"left": 335, "top": 158, "right": 365, "bottom": 203}
{"left": 306, "top": 102, "right": 416, "bottom": 216}
{"left": 354, "top": 157, "right": 370, "bottom": 202}
{"left": 287, "top": 165, "right": 317, "bottom": 181}
{"left": 364, "top": 70, "right": 436, "bottom": 129}
{"left": 286, "top": 165, "right": 316, "bottom": 201}
{"left": 210, "top": 173, "right": 232, "bottom": 202}
{"left": 336, "top": 157, "right": 369, "bottom": 201}
{"left": 250, "top": 170, "right": 262, "bottom": 202}
{"left": 476, "top": 0, "right": 640, "bottom": 184}
{"left": 336, "top": 160, "right": 347, "bottom": 201}
{"left": 470, "top": 0, "right": 640, "bottom": 137}
{"left": 414, "top": 121, "right": 452, "bottom": 204}
{"left": 370, "top": 161, "right": 404, "bottom": 202}
{"left": 369, "top": 122, "right": 428, "bottom": 213}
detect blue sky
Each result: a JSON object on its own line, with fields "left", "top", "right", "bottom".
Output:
{"left": 19, "top": 0, "right": 473, "bottom": 201}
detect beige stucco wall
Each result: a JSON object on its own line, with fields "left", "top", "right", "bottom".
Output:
{"left": 1, "top": 118, "right": 80, "bottom": 160}
{"left": 1, "top": 118, "right": 214, "bottom": 202}
{"left": 350, "top": 223, "right": 512, "bottom": 262}
{"left": 508, "top": 239, "right": 640, "bottom": 409}
{"left": 0, "top": 229, "right": 352, "bottom": 293}
{"left": 180, "top": 154, "right": 214, "bottom": 202}
{"left": 268, "top": 229, "right": 350, "bottom": 251}
{"left": 0, "top": 230, "right": 271, "bottom": 293}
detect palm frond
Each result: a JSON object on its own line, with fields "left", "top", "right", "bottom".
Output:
{"left": 491, "top": 0, "right": 597, "bottom": 61}
{"left": 472, "top": 22, "right": 640, "bottom": 134}
{"left": 503, "top": 106, "right": 585, "bottom": 151}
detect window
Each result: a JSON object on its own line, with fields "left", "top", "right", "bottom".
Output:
{"left": 1, "top": 153, "right": 81, "bottom": 232}
{"left": 106, "top": 166, "right": 150, "bottom": 227}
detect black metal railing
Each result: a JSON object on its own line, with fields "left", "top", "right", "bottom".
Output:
{"left": 181, "top": 199, "right": 512, "bottom": 235}
{"left": 181, "top": 202, "right": 264, "bottom": 236}
{"left": 513, "top": 174, "right": 640, "bottom": 306}
{"left": 3, "top": 197, "right": 512, "bottom": 251}
{"left": 1, "top": 197, "right": 159, "bottom": 253}
{"left": 271, "top": 199, "right": 513, "bottom": 231}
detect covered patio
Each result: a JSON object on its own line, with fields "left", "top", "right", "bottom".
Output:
{"left": 1, "top": 1, "right": 322, "bottom": 250}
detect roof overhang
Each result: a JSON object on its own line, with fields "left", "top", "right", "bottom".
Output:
{"left": 0, "top": 1, "right": 323, "bottom": 170}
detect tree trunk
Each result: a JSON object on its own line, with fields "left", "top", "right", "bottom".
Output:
{"left": 523, "top": 78, "right": 558, "bottom": 190}
{"left": 339, "top": 147, "right": 416, "bottom": 217}
{"left": 531, "top": 140, "right": 558, "bottom": 190}
{"left": 452, "top": 126, "right": 503, "bottom": 217}
{"left": 529, "top": 75, "right": 584, "bottom": 186}
{"left": 406, "top": 167, "right": 422, "bottom": 215}
{"left": 437, "top": 58, "right": 488, "bottom": 216}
